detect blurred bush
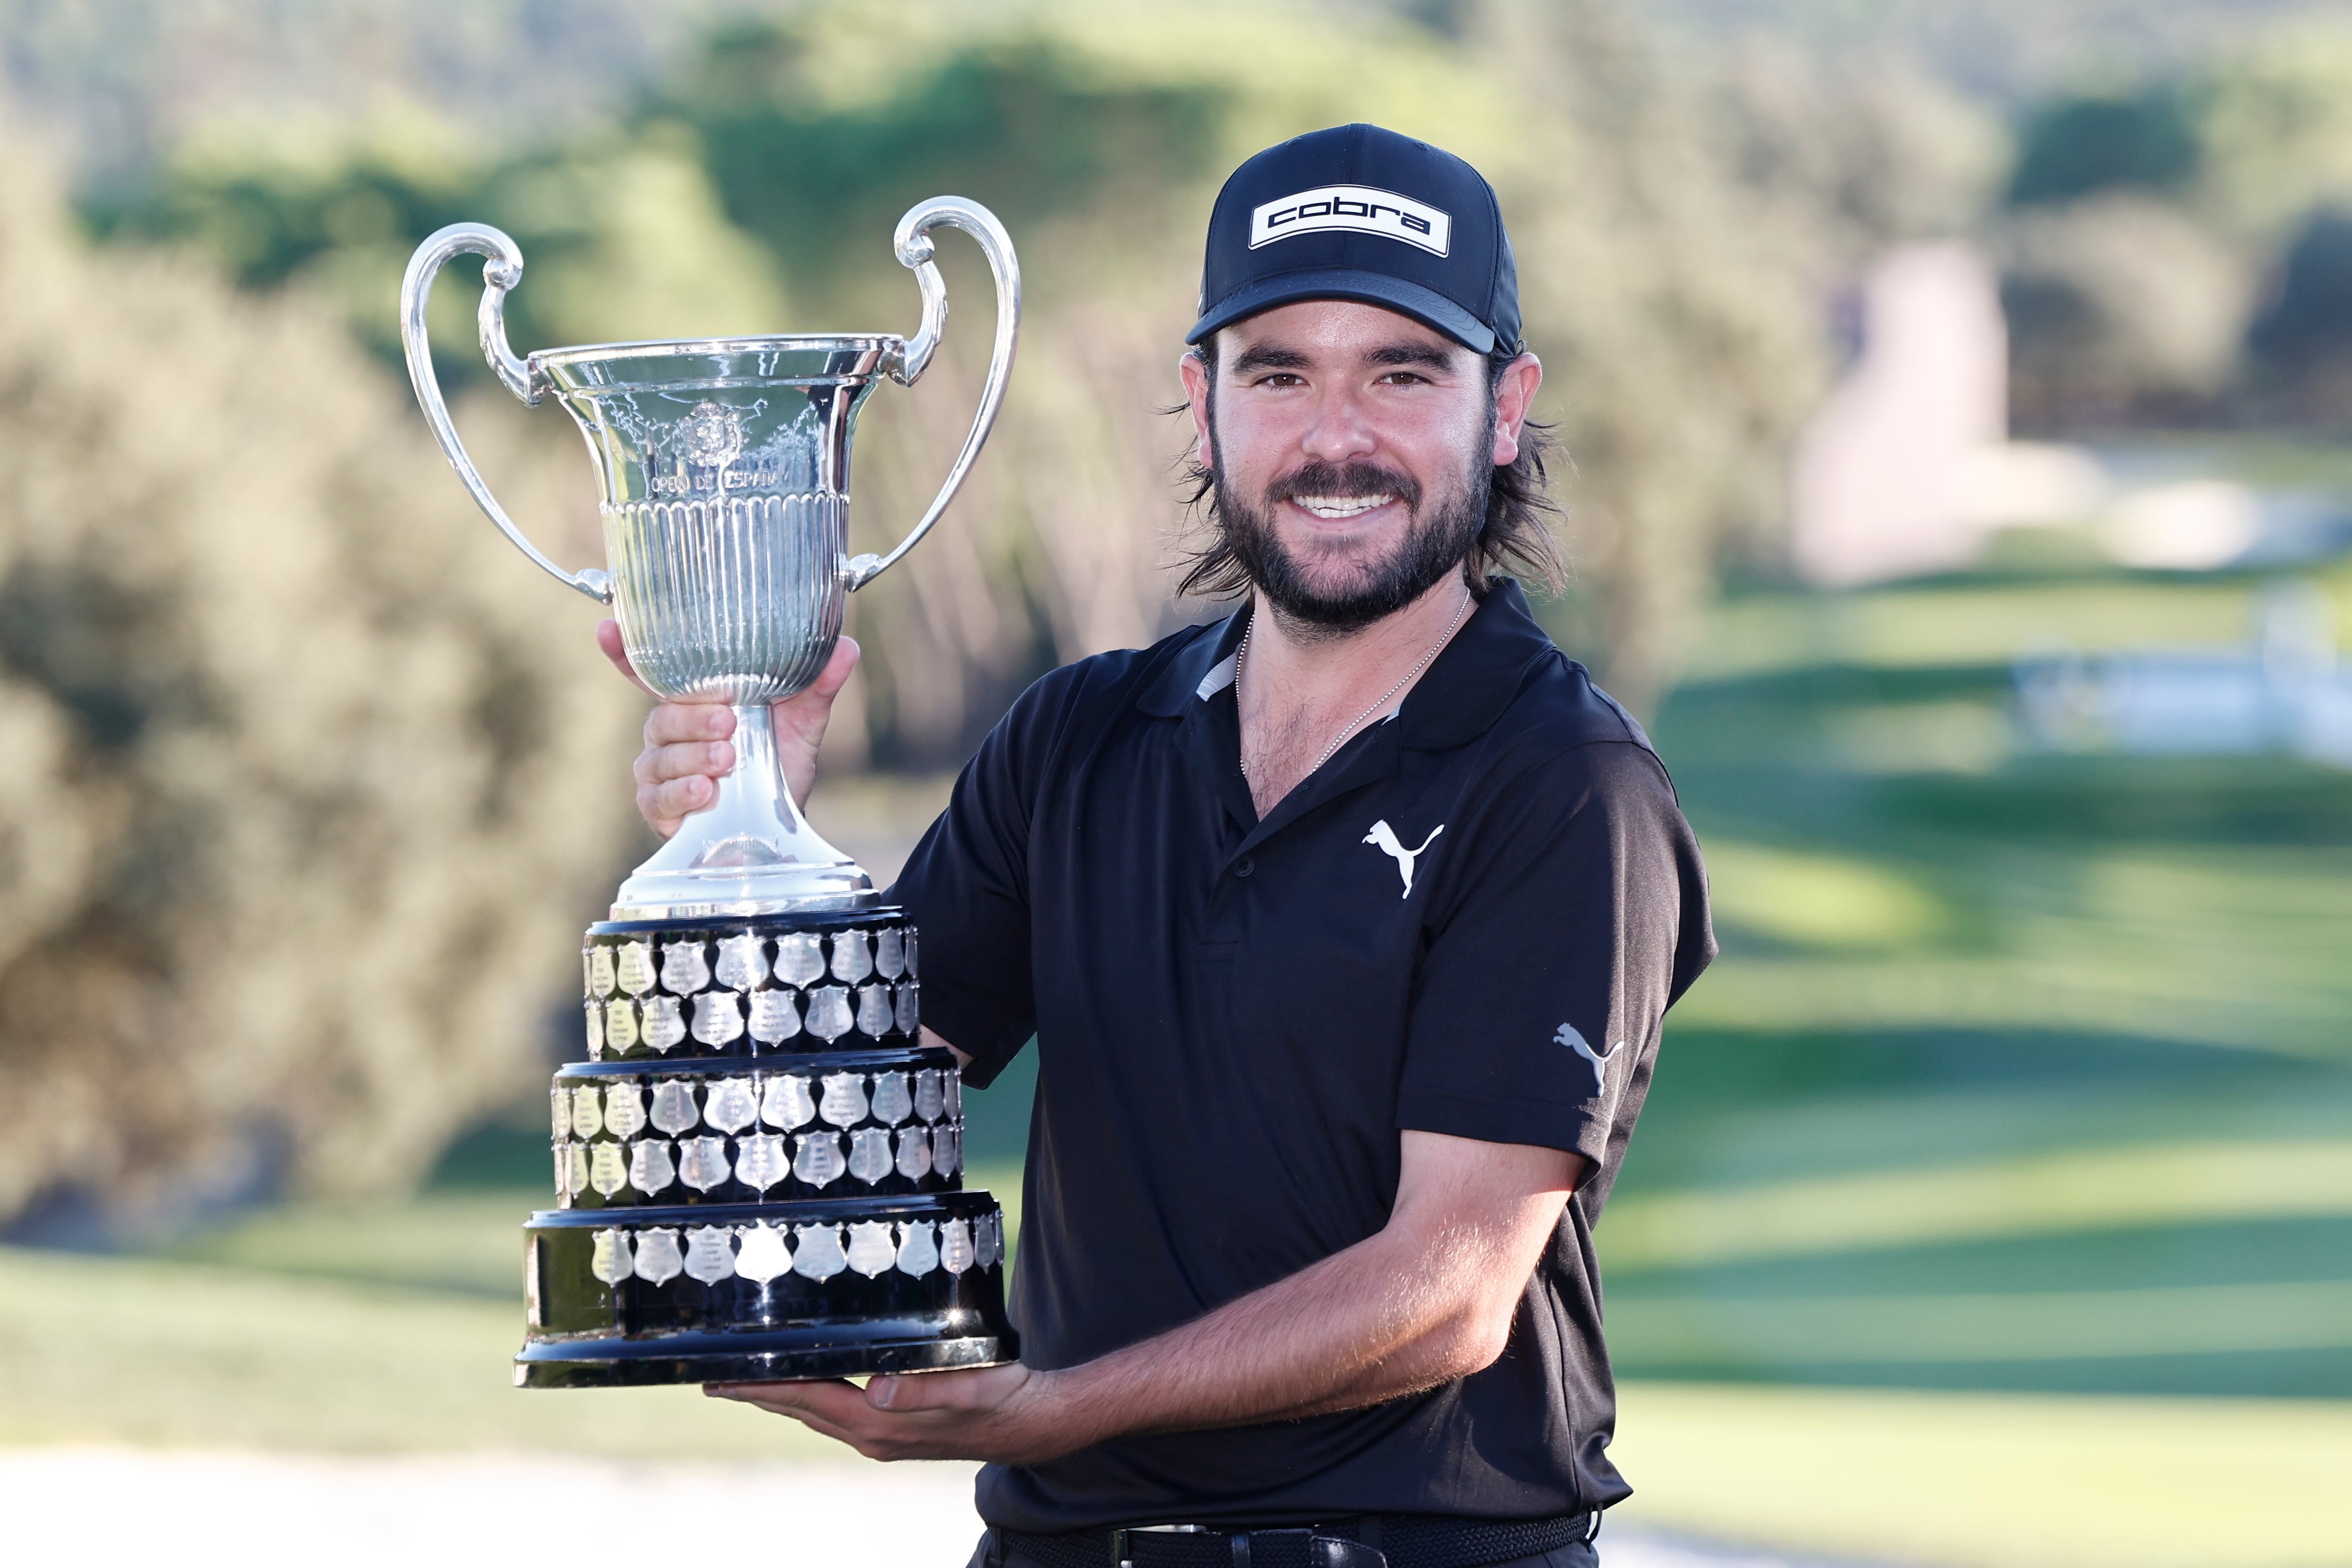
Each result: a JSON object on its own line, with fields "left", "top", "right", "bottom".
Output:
{"left": 0, "top": 158, "right": 644, "bottom": 1233}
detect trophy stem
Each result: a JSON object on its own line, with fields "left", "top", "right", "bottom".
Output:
{"left": 609, "top": 702, "right": 876, "bottom": 920}
{"left": 723, "top": 700, "right": 793, "bottom": 826}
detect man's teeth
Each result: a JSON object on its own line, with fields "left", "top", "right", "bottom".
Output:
{"left": 1293, "top": 495, "right": 1394, "bottom": 519}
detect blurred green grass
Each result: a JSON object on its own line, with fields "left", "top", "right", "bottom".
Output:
{"left": 1610, "top": 1382, "right": 2352, "bottom": 1568}
{"left": 0, "top": 1146, "right": 1028, "bottom": 1455}
{"left": 1605, "top": 554, "right": 2352, "bottom": 1403}
{"left": 0, "top": 1241, "right": 836, "bottom": 1457}
{"left": 5, "top": 1224, "right": 2343, "bottom": 1567}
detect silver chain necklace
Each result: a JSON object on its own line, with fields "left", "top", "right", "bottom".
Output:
{"left": 1237, "top": 590, "right": 1475, "bottom": 783}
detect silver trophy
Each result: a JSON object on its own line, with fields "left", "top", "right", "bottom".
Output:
{"left": 399, "top": 199, "right": 1018, "bottom": 917}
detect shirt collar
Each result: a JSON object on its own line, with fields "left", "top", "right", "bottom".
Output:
{"left": 1394, "top": 578, "right": 1558, "bottom": 749}
{"left": 1137, "top": 609, "right": 1248, "bottom": 717}
{"left": 1140, "top": 579, "right": 1557, "bottom": 745}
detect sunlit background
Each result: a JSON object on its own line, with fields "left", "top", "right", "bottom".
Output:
{"left": 2, "top": 3, "right": 2348, "bottom": 1565}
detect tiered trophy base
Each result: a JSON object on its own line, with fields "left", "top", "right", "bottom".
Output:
{"left": 520, "top": 905, "right": 1016, "bottom": 1389}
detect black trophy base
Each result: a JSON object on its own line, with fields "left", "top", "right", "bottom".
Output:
{"left": 536, "top": 907, "right": 1018, "bottom": 1391}
{"left": 515, "top": 1326, "right": 1017, "bottom": 1388}
{"left": 518, "top": 1194, "right": 1015, "bottom": 1390}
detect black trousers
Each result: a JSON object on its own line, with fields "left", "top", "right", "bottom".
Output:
{"left": 967, "top": 1530, "right": 1601, "bottom": 1568}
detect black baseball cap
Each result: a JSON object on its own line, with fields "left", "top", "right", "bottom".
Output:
{"left": 1186, "top": 123, "right": 1521, "bottom": 356}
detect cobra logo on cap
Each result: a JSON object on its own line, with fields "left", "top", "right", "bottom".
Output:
{"left": 1249, "top": 184, "right": 1452, "bottom": 257}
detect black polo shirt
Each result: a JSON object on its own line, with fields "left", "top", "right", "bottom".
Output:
{"left": 890, "top": 580, "right": 1713, "bottom": 1531}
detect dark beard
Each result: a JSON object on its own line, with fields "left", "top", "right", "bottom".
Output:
{"left": 1214, "top": 454, "right": 1487, "bottom": 636}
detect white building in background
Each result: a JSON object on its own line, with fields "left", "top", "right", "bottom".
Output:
{"left": 1792, "top": 244, "right": 2000, "bottom": 586}
{"left": 1792, "top": 244, "right": 2104, "bottom": 586}
{"left": 1790, "top": 243, "right": 2352, "bottom": 584}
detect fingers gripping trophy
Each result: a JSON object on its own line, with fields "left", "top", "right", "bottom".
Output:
{"left": 399, "top": 199, "right": 1020, "bottom": 1387}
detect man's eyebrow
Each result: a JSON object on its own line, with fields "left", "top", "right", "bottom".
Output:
{"left": 1365, "top": 341, "right": 1458, "bottom": 370}
{"left": 1228, "top": 344, "right": 1311, "bottom": 375}
{"left": 1226, "top": 341, "right": 1461, "bottom": 375}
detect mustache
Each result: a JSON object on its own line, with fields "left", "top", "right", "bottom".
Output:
{"left": 1264, "top": 461, "right": 1422, "bottom": 510}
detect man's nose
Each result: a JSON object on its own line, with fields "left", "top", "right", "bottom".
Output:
{"left": 1299, "top": 385, "right": 1379, "bottom": 464}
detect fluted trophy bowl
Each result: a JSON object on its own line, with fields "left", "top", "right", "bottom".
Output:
{"left": 399, "top": 200, "right": 1019, "bottom": 918}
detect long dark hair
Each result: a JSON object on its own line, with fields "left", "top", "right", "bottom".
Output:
{"left": 1170, "top": 341, "right": 1570, "bottom": 602}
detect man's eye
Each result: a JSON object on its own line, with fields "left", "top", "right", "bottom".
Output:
{"left": 1379, "top": 371, "right": 1428, "bottom": 385}
{"left": 1255, "top": 373, "right": 1303, "bottom": 387}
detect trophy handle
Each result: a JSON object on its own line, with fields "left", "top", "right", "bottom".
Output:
{"left": 399, "top": 223, "right": 614, "bottom": 605}
{"left": 844, "top": 197, "right": 1022, "bottom": 592}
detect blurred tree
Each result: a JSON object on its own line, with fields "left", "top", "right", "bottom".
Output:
{"left": 75, "top": 0, "right": 1832, "bottom": 748}
{"left": 2005, "top": 84, "right": 2201, "bottom": 206}
{"left": 2189, "top": 19, "right": 2352, "bottom": 425}
{"left": 1626, "top": 0, "right": 2346, "bottom": 106}
{"left": 0, "top": 157, "right": 645, "bottom": 1234}
{"left": 89, "top": 111, "right": 793, "bottom": 371}
{"left": 2245, "top": 207, "right": 2352, "bottom": 423}
{"left": 83, "top": 107, "right": 473, "bottom": 289}
{"left": 0, "top": 0, "right": 685, "bottom": 188}
{"left": 654, "top": 18, "right": 1229, "bottom": 299}
{"left": 1712, "top": 41, "right": 2008, "bottom": 260}
{"left": 2190, "top": 18, "right": 2352, "bottom": 243}
{"left": 1996, "top": 193, "right": 2251, "bottom": 429}
{"left": 1456, "top": 0, "right": 1824, "bottom": 704}
{"left": 1979, "top": 13, "right": 2352, "bottom": 429}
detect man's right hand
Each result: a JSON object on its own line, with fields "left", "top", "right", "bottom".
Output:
{"left": 599, "top": 621, "right": 862, "bottom": 839}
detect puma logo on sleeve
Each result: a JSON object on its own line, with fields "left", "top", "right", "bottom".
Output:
{"left": 1553, "top": 1022, "right": 1624, "bottom": 1097}
{"left": 1363, "top": 818, "right": 1444, "bottom": 898}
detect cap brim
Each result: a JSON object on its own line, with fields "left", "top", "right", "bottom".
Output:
{"left": 1185, "top": 268, "right": 1496, "bottom": 355}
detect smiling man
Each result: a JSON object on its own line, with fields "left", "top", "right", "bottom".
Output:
{"left": 615, "top": 125, "right": 1713, "bottom": 1568}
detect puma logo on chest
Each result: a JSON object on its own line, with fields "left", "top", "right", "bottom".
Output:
{"left": 1363, "top": 818, "right": 1444, "bottom": 898}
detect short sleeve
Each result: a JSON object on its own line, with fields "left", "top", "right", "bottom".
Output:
{"left": 885, "top": 691, "right": 1050, "bottom": 1089}
{"left": 1396, "top": 739, "right": 1711, "bottom": 1181}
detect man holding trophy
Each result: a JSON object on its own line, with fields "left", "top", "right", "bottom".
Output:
{"left": 408, "top": 124, "right": 1708, "bottom": 1568}
{"left": 626, "top": 124, "right": 1712, "bottom": 1566}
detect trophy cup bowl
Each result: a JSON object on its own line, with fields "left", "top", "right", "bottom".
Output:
{"left": 400, "top": 197, "right": 1019, "bottom": 918}
{"left": 400, "top": 199, "right": 1021, "bottom": 1388}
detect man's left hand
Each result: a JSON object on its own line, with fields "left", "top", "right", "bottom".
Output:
{"left": 706, "top": 1363, "right": 1088, "bottom": 1464}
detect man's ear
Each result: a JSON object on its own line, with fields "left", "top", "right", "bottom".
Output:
{"left": 1490, "top": 353, "right": 1543, "bottom": 467}
{"left": 1178, "top": 350, "right": 1215, "bottom": 472}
